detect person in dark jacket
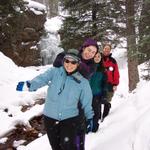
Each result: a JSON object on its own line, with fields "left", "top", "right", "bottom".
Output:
{"left": 16, "top": 49, "right": 94, "bottom": 150}
{"left": 53, "top": 38, "right": 99, "bottom": 149}
{"left": 89, "top": 51, "right": 109, "bottom": 131}
{"left": 53, "top": 38, "right": 98, "bottom": 79}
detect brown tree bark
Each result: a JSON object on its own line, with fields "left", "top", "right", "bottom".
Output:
{"left": 126, "top": 0, "right": 139, "bottom": 91}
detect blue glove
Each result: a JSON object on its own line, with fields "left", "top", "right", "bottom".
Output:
{"left": 16, "top": 81, "right": 30, "bottom": 91}
{"left": 86, "top": 119, "right": 93, "bottom": 134}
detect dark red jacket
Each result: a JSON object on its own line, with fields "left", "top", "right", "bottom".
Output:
{"left": 102, "top": 54, "right": 120, "bottom": 86}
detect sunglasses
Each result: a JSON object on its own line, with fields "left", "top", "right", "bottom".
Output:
{"left": 64, "top": 59, "right": 78, "bottom": 65}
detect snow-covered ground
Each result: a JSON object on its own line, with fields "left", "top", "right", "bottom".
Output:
{"left": 0, "top": 45, "right": 150, "bottom": 150}
{"left": 0, "top": 1, "right": 150, "bottom": 149}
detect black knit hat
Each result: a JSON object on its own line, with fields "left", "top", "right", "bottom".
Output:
{"left": 64, "top": 49, "right": 81, "bottom": 62}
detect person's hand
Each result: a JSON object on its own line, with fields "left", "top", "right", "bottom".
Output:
{"left": 86, "top": 119, "right": 93, "bottom": 134}
{"left": 16, "top": 81, "right": 30, "bottom": 91}
{"left": 113, "top": 86, "right": 117, "bottom": 91}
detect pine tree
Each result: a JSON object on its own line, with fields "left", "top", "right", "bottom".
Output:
{"left": 138, "top": 0, "right": 150, "bottom": 80}
{"left": 138, "top": 0, "right": 150, "bottom": 63}
{"left": 0, "top": 0, "right": 25, "bottom": 15}
{"left": 59, "top": 0, "right": 126, "bottom": 50}
{"left": 0, "top": 0, "right": 25, "bottom": 52}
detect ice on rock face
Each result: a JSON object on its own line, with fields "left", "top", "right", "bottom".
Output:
{"left": 39, "top": 17, "right": 63, "bottom": 65}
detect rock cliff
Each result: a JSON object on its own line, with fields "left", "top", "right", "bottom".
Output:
{"left": 0, "top": 0, "right": 46, "bottom": 66}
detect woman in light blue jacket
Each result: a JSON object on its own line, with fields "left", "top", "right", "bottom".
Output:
{"left": 16, "top": 49, "right": 93, "bottom": 150}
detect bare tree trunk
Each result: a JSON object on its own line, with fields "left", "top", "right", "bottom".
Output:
{"left": 126, "top": 0, "right": 139, "bottom": 92}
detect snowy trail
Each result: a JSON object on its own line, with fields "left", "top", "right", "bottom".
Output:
{"left": 1, "top": 45, "right": 150, "bottom": 150}
{"left": 133, "top": 104, "right": 150, "bottom": 150}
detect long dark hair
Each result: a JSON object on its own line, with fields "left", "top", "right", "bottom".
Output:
{"left": 97, "top": 60, "right": 105, "bottom": 72}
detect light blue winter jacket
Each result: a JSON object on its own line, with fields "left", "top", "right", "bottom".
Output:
{"left": 29, "top": 66, "right": 93, "bottom": 121}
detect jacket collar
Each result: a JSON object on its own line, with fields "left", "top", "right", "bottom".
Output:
{"left": 71, "top": 72, "right": 82, "bottom": 83}
{"left": 102, "top": 53, "right": 112, "bottom": 61}
{"left": 60, "top": 67, "right": 82, "bottom": 83}
{"left": 103, "top": 53, "right": 112, "bottom": 58}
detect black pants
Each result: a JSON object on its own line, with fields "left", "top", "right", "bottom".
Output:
{"left": 92, "top": 95, "right": 111, "bottom": 126}
{"left": 76, "top": 107, "right": 86, "bottom": 150}
{"left": 92, "top": 95, "right": 101, "bottom": 132}
{"left": 44, "top": 115, "right": 79, "bottom": 150}
{"left": 100, "top": 100, "right": 111, "bottom": 121}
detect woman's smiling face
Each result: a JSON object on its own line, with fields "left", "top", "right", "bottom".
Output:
{"left": 103, "top": 45, "right": 111, "bottom": 56}
{"left": 63, "top": 58, "right": 79, "bottom": 73}
{"left": 82, "top": 46, "right": 97, "bottom": 60}
{"left": 94, "top": 52, "right": 101, "bottom": 63}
